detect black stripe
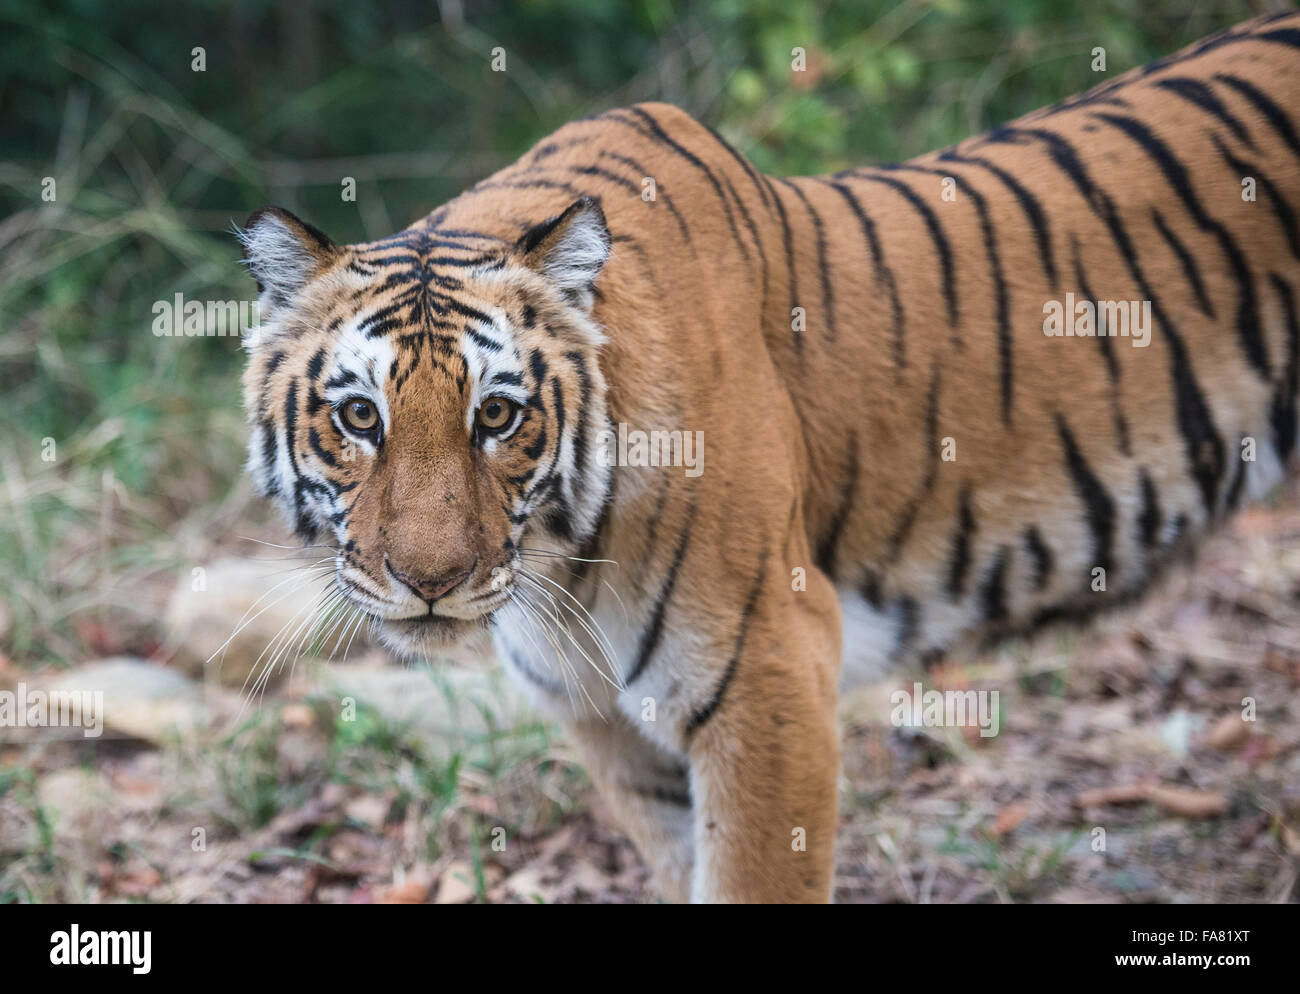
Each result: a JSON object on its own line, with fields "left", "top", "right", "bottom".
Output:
{"left": 985, "top": 126, "right": 1224, "bottom": 514}
{"left": 1225, "top": 441, "right": 1249, "bottom": 510}
{"left": 894, "top": 596, "right": 920, "bottom": 657}
{"left": 306, "top": 348, "right": 326, "bottom": 382}
{"left": 1213, "top": 73, "right": 1300, "bottom": 162}
{"left": 1150, "top": 208, "right": 1215, "bottom": 316}
{"left": 847, "top": 170, "right": 960, "bottom": 335}
{"left": 938, "top": 151, "right": 1059, "bottom": 285}
{"left": 824, "top": 179, "right": 906, "bottom": 370}
{"left": 1071, "top": 236, "right": 1130, "bottom": 456}
{"left": 815, "top": 431, "right": 859, "bottom": 578}
{"left": 596, "top": 150, "right": 693, "bottom": 246}
{"left": 258, "top": 418, "right": 279, "bottom": 496}
{"left": 565, "top": 350, "right": 592, "bottom": 486}
{"left": 1256, "top": 27, "right": 1300, "bottom": 50}
{"left": 1091, "top": 111, "right": 1269, "bottom": 379}
{"left": 979, "top": 546, "right": 1010, "bottom": 623}
{"left": 946, "top": 486, "right": 977, "bottom": 600}
{"left": 686, "top": 547, "right": 769, "bottom": 736}
{"left": 625, "top": 500, "right": 696, "bottom": 685}
{"left": 616, "top": 106, "right": 752, "bottom": 265}
{"left": 1056, "top": 413, "right": 1115, "bottom": 580}
{"left": 259, "top": 350, "right": 287, "bottom": 418}
{"left": 1212, "top": 135, "right": 1300, "bottom": 260}
{"left": 609, "top": 234, "right": 666, "bottom": 299}
{"left": 779, "top": 178, "right": 836, "bottom": 342}
{"left": 763, "top": 176, "right": 802, "bottom": 356}
{"left": 467, "top": 327, "right": 504, "bottom": 353}
{"left": 1138, "top": 469, "right": 1163, "bottom": 548}
{"left": 1154, "top": 77, "right": 1256, "bottom": 149}
{"left": 885, "top": 360, "right": 943, "bottom": 561}
{"left": 1023, "top": 527, "right": 1053, "bottom": 591}
{"left": 630, "top": 783, "right": 692, "bottom": 808}
{"left": 889, "top": 164, "right": 1011, "bottom": 421}
{"left": 719, "top": 170, "right": 771, "bottom": 330}
{"left": 700, "top": 121, "right": 774, "bottom": 213}
{"left": 1269, "top": 274, "right": 1300, "bottom": 463}
{"left": 523, "top": 428, "right": 547, "bottom": 460}
{"left": 308, "top": 428, "right": 337, "bottom": 468}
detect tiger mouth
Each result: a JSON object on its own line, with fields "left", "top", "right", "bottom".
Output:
{"left": 373, "top": 612, "right": 485, "bottom": 656}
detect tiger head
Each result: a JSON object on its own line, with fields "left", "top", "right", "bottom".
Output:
{"left": 236, "top": 198, "right": 613, "bottom": 657}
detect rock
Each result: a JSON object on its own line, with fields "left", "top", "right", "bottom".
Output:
{"left": 308, "top": 656, "right": 531, "bottom": 756}
{"left": 41, "top": 657, "right": 202, "bottom": 742}
{"left": 38, "top": 767, "right": 110, "bottom": 840}
{"left": 164, "top": 556, "right": 345, "bottom": 688}
{"left": 1158, "top": 709, "right": 1200, "bottom": 758}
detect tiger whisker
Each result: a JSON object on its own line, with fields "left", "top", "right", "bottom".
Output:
{"left": 517, "top": 568, "right": 622, "bottom": 690}
{"left": 209, "top": 563, "right": 336, "bottom": 673}
{"left": 514, "top": 575, "right": 619, "bottom": 699}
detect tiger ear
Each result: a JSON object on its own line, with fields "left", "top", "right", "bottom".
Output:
{"left": 238, "top": 206, "right": 339, "bottom": 312}
{"left": 514, "top": 197, "right": 610, "bottom": 301}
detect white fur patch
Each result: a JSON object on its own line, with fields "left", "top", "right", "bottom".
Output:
{"left": 238, "top": 213, "right": 319, "bottom": 311}
{"left": 539, "top": 205, "right": 610, "bottom": 293}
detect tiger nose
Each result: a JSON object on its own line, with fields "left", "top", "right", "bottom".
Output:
{"left": 391, "top": 565, "right": 474, "bottom": 602}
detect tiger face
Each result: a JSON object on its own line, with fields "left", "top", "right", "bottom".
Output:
{"left": 237, "top": 198, "right": 613, "bottom": 657}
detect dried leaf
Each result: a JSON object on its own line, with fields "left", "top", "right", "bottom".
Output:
{"left": 987, "top": 801, "right": 1029, "bottom": 838}
{"left": 1073, "top": 783, "right": 1153, "bottom": 808}
{"left": 1146, "top": 786, "right": 1227, "bottom": 819}
{"left": 1206, "top": 712, "right": 1250, "bottom": 752}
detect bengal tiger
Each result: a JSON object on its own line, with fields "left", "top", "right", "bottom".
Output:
{"left": 237, "top": 11, "right": 1300, "bottom": 902}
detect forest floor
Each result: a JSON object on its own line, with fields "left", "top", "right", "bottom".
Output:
{"left": 3, "top": 494, "right": 1299, "bottom": 904}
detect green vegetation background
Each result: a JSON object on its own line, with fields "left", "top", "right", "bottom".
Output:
{"left": 0, "top": 0, "right": 1264, "bottom": 664}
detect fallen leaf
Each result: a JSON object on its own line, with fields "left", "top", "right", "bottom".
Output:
{"left": 1279, "top": 821, "right": 1300, "bottom": 855}
{"left": 987, "top": 802, "right": 1030, "bottom": 838}
{"left": 1146, "top": 786, "right": 1227, "bottom": 819}
{"left": 376, "top": 878, "right": 431, "bottom": 904}
{"left": 281, "top": 703, "right": 316, "bottom": 729}
{"left": 434, "top": 861, "right": 477, "bottom": 904}
{"left": 1206, "top": 712, "right": 1250, "bottom": 751}
{"left": 1073, "top": 783, "right": 1153, "bottom": 808}
{"left": 116, "top": 865, "right": 163, "bottom": 898}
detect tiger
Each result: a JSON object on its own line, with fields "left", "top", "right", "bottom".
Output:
{"left": 237, "top": 11, "right": 1300, "bottom": 903}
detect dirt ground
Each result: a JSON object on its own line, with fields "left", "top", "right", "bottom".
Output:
{"left": 3, "top": 494, "right": 1299, "bottom": 904}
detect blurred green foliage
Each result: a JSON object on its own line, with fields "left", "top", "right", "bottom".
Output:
{"left": 0, "top": 0, "right": 1264, "bottom": 663}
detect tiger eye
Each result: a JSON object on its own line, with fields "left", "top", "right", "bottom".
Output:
{"left": 341, "top": 397, "right": 378, "bottom": 432}
{"left": 478, "top": 397, "right": 516, "bottom": 431}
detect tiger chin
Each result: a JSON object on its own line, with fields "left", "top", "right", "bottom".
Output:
{"left": 238, "top": 11, "right": 1300, "bottom": 904}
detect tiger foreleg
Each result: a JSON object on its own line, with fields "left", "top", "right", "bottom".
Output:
{"left": 683, "top": 568, "right": 842, "bottom": 903}
{"left": 563, "top": 712, "right": 696, "bottom": 903}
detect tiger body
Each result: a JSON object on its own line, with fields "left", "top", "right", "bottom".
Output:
{"left": 239, "top": 12, "right": 1300, "bottom": 902}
